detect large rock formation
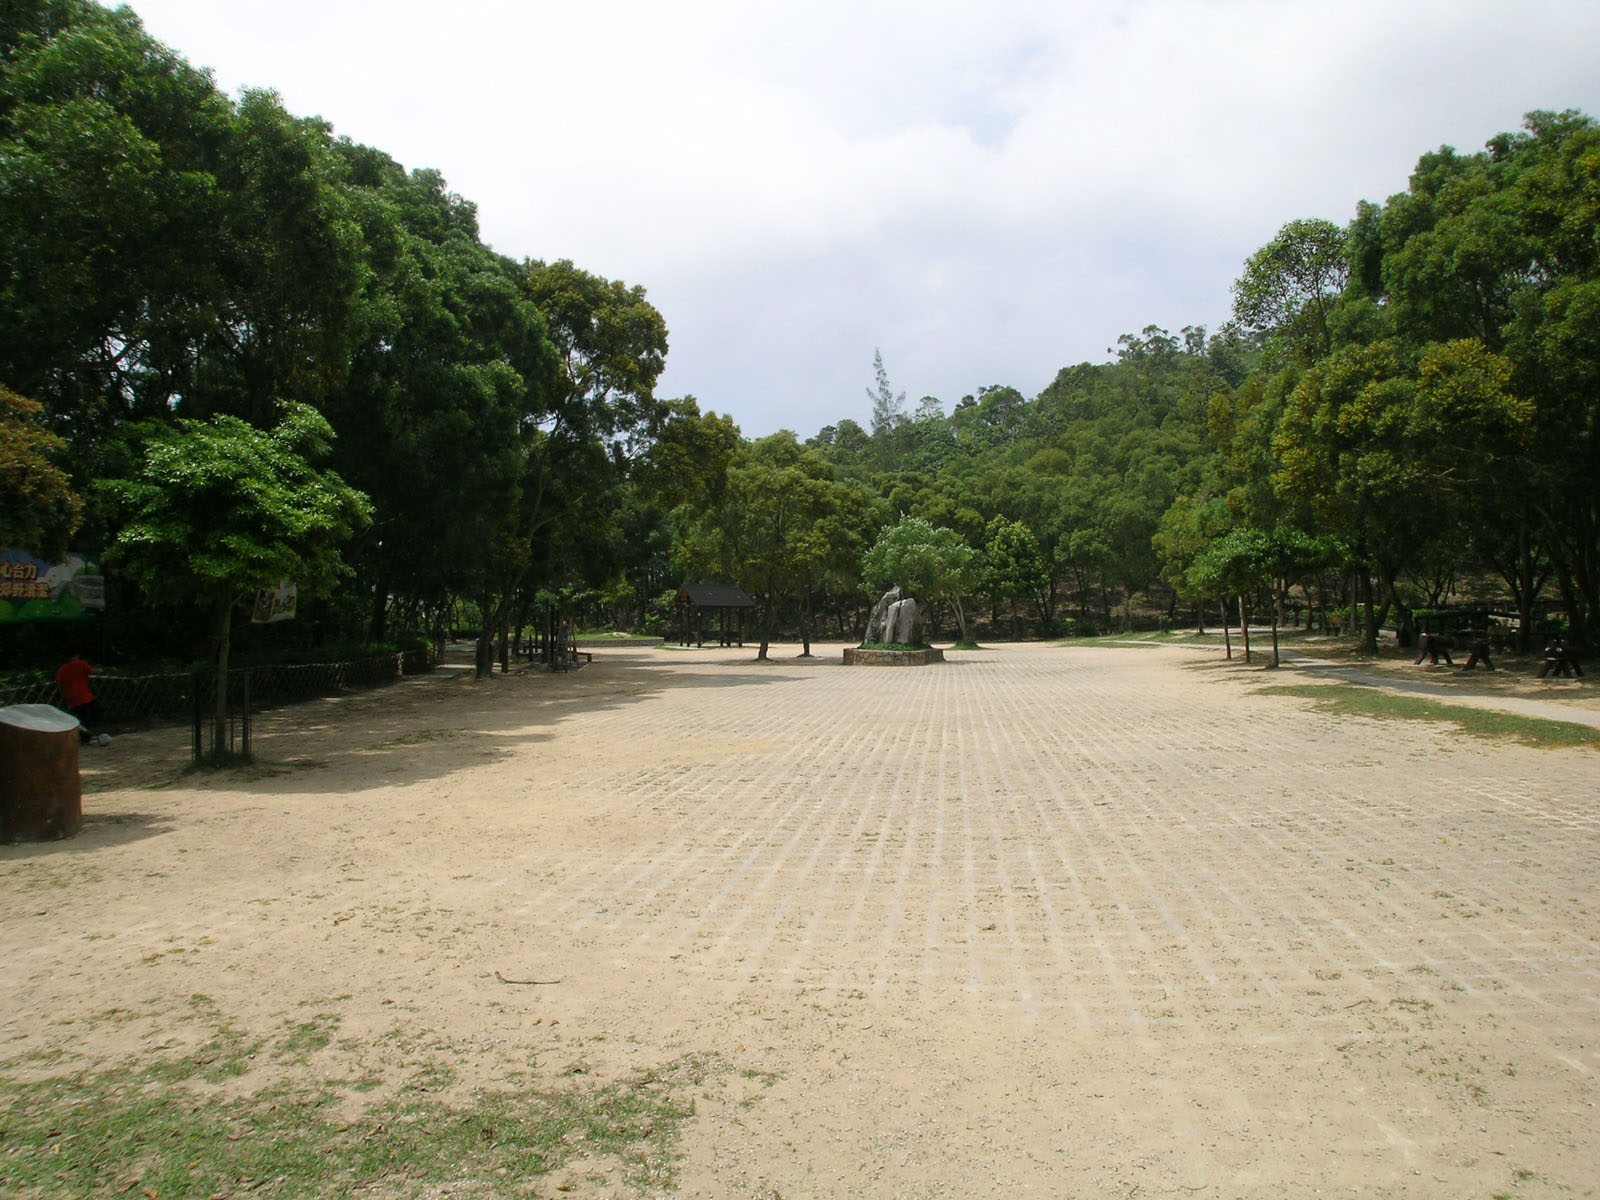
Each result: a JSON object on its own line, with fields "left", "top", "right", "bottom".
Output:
{"left": 862, "top": 586, "right": 925, "bottom": 646}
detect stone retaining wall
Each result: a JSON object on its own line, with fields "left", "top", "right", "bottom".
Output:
{"left": 842, "top": 647, "right": 945, "bottom": 666}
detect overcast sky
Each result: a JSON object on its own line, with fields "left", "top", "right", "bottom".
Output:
{"left": 120, "top": 0, "right": 1600, "bottom": 438}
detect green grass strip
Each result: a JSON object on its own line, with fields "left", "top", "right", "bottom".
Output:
{"left": 1260, "top": 683, "right": 1600, "bottom": 750}
{"left": 0, "top": 1050, "right": 721, "bottom": 1198}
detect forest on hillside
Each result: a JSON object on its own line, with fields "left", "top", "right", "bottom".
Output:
{"left": 4, "top": 0, "right": 1598, "bottom": 677}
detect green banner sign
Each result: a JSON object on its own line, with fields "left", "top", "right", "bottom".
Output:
{"left": 0, "top": 551, "right": 104, "bottom": 622}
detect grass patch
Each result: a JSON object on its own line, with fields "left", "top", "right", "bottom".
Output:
{"left": 273, "top": 1013, "right": 341, "bottom": 1065}
{"left": 0, "top": 1043, "right": 726, "bottom": 1198}
{"left": 377, "top": 729, "right": 458, "bottom": 748}
{"left": 859, "top": 642, "right": 928, "bottom": 652}
{"left": 1261, "top": 683, "right": 1600, "bottom": 750}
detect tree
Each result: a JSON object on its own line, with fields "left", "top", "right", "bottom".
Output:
{"left": 860, "top": 516, "right": 978, "bottom": 643}
{"left": 1153, "top": 489, "right": 1230, "bottom": 632}
{"left": 522, "top": 258, "right": 668, "bottom": 450}
{"left": 1252, "top": 528, "right": 1339, "bottom": 666}
{"left": 1274, "top": 338, "right": 1531, "bottom": 651}
{"left": 1185, "top": 524, "right": 1334, "bottom": 668}
{"left": 0, "top": 385, "right": 81, "bottom": 557}
{"left": 180, "top": 91, "right": 366, "bottom": 426}
{"left": 982, "top": 517, "right": 1047, "bottom": 639}
{"left": 684, "top": 433, "right": 850, "bottom": 660}
{"left": 1, "top": 0, "right": 233, "bottom": 441}
{"left": 507, "top": 260, "right": 670, "bottom": 671}
{"left": 633, "top": 396, "right": 740, "bottom": 514}
{"left": 620, "top": 397, "right": 741, "bottom": 631}
{"left": 1330, "top": 111, "right": 1600, "bottom": 647}
{"left": 107, "top": 404, "right": 370, "bottom": 749}
{"left": 323, "top": 145, "right": 555, "bottom": 654}
{"left": 0, "top": 7, "right": 365, "bottom": 440}
{"left": 951, "top": 384, "right": 1026, "bottom": 452}
{"left": 866, "top": 348, "right": 906, "bottom": 441}
{"left": 1231, "top": 218, "right": 1350, "bottom": 361}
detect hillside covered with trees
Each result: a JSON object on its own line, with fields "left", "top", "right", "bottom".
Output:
{"left": 5, "top": 0, "right": 1598, "bottom": 673}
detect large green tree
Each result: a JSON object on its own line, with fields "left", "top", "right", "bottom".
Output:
{"left": 1274, "top": 338, "right": 1531, "bottom": 650}
{"left": 0, "top": 0, "right": 693, "bottom": 678}
{"left": 107, "top": 404, "right": 370, "bottom": 745}
{"left": 683, "top": 433, "right": 855, "bottom": 660}
{"left": 323, "top": 144, "right": 556, "bottom": 652}
{"left": 1, "top": 5, "right": 363, "bottom": 442}
{"left": 860, "top": 516, "right": 977, "bottom": 643}
{"left": 981, "top": 516, "right": 1047, "bottom": 639}
{"left": 1259, "top": 111, "right": 1595, "bottom": 647}
{"left": 1231, "top": 218, "right": 1349, "bottom": 361}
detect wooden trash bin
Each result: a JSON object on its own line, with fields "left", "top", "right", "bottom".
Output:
{"left": 0, "top": 704, "right": 83, "bottom": 841}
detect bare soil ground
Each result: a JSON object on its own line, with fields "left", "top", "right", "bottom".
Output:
{"left": 4, "top": 641, "right": 1598, "bottom": 1198}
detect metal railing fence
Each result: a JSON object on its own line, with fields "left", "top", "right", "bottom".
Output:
{"left": 1, "top": 647, "right": 438, "bottom": 738}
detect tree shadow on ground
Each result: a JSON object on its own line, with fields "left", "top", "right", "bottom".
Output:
{"left": 1, "top": 810, "right": 173, "bottom": 860}
{"left": 75, "top": 648, "right": 812, "bottom": 798}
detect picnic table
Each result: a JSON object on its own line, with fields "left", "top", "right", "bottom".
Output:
{"left": 1413, "top": 632, "right": 1496, "bottom": 670}
{"left": 1537, "top": 640, "right": 1584, "bottom": 679}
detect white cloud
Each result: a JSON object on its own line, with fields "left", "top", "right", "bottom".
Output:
{"left": 117, "top": 0, "right": 1600, "bottom": 435}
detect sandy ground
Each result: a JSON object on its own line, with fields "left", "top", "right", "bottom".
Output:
{"left": 3, "top": 640, "right": 1598, "bottom": 1198}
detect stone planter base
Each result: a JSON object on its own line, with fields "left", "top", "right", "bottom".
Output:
{"left": 842, "top": 647, "right": 946, "bottom": 666}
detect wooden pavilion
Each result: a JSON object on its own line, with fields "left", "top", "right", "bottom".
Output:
{"left": 675, "top": 583, "right": 755, "bottom": 647}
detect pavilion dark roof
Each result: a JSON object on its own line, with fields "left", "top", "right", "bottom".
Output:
{"left": 676, "top": 583, "right": 755, "bottom": 608}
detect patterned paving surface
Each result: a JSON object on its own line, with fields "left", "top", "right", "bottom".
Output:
{"left": 522, "top": 646, "right": 1599, "bottom": 1028}
{"left": 505, "top": 644, "right": 1600, "bottom": 1195}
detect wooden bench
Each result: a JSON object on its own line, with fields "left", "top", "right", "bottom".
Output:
{"left": 548, "top": 646, "right": 593, "bottom": 672}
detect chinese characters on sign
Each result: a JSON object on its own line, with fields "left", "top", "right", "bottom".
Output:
{"left": 251, "top": 581, "right": 298, "bottom": 624}
{"left": 0, "top": 551, "right": 104, "bottom": 622}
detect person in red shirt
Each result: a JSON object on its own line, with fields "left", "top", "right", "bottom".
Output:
{"left": 55, "top": 651, "right": 102, "bottom": 744}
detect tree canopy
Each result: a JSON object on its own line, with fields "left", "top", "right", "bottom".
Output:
{"left": 3, "top": 6, "right": 1594, "bottom": 669}
{"left": 106, "top": 403, "right": 370, "bottom": 734}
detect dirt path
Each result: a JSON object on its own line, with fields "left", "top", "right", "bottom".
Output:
{"left": 4, "top": 642, "right": 1597, "bottom": 1198}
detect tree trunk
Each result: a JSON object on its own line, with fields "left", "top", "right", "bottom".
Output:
{"left": 1516, "top": 522, "right": 1536, "bottom": 653}
{"left": 474, "top": 591, "right": 504, "bottom": 678}
{"left": 951, "top": 595, "right": 970, "bottom": 644}
{"left": 498, "top": 603, "right": 510, "bottom": 674}
{"left": 1358, "top": 572, "right": 1381, "bottom": 654}
{"left": 369, "top": 573, "right": 390, "bottom": 642}
{"left": 208, "top": 583, "right": 236, "bottom": 754}
{"left": 1490, "top": 518, "right": 1548, "bottom": 654}
{"left": 798, "top": 589, "right": 813, "bottom": 657}
{"left": 1220, "top": 595, "right": 1232, "bottom": 659}
{"left": 1387, "top": 573, "right": 1416, "bottom": 649}
{"left": 1270, "top": 582, "right": 1283, "bottom": 668}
